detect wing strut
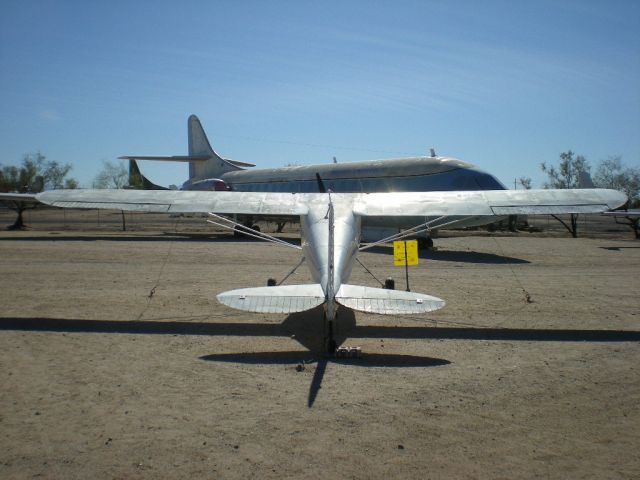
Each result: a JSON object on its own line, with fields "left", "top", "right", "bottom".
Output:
{"left": 206, "top": 212, "right": 302, "bottom": 250}
{"left": 359, "top": 215, "right": 475, "bottom": 251}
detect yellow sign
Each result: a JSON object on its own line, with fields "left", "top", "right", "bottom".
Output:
{"left": 393, "top": 240, "right": 419, "bottom": 266}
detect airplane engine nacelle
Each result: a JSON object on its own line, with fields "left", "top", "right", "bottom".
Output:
{"left": 213, "top": 179, "right": 230, "bottom": 191}
{"left": 183, "top": 178, "right": 230, "bottom": 191}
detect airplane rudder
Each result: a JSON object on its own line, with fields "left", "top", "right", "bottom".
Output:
{"left": 188, "top": 114, "right": 215, "bottom": 157}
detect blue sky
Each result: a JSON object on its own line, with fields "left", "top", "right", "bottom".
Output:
{"left": 1, "top": 0, "right": 639, "bottom": 188}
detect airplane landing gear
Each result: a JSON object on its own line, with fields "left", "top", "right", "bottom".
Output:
{"left": 323, "top": 310, "right": 338, "bottom": 354}
{"left": 326, "top": 319, "right": 337, "bottom": 354}
{"left": 417, "top": 236, "right": 434, "bottom": 250}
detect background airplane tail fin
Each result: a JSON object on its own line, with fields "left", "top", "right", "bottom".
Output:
{"left": 578, "top": 171, "right": 595, "bottom": 188}
{"left": 127, "top": 159, "right": 169, "bottom": 190}
{"left": 188, "top": 114, "right": 217, "bottom": 158}
{"left": 187, "top": 114, "right": 243, "bottom": 182}
{"left": 120, "top": 115, "right": 256, "bottom": 188}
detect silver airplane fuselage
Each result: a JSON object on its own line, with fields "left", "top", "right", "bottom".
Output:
{"left": 128, "top": 115, "right": 510, "bottom": 237}
{"left": 301, "top": 194, "right": 361, "bottom": 324}
{"left": 216, "top": 155, "right": 509, "bottom": 235}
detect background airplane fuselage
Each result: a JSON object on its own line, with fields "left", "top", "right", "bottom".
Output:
{"left": 198, "top": 155, "right": 508, "bottom": 233}
{"left": 128, "top": 115, "right": 509, "bottom": 236}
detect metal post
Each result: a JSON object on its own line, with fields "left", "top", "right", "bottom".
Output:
{"left": 404, "top": 240, "right": 410, "bottom": 292}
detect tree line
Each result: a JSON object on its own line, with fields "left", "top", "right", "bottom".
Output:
{"left": 2, "top": 150, "right": 639, "bottom": 233}
{"left": 0, "top": 152, "right": 78, "bottom": 229}
{"left": 518, "top": 151, "right": 638, "bottom": 237}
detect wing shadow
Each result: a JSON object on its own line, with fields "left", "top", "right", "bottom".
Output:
{"left": 5, "top": 315, "right": 637, "bottom": 408}
{"left": 0, "top": 233, "right": 301, "bottom": 245}
{"left": 361, "top": 245, "right": 529, "bottom": 264}
{"left": 2, "top": 317, "right": 638, "bottom": 343}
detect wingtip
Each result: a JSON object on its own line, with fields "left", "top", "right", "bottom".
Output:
{"left": 609, "top": 189, "right": 628, "bottom": 209}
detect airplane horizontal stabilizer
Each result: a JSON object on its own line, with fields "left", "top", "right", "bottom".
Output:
{"left": 226, "top": 159, "right": 256, "bottom": 168}
{"left": 336, "top": 284, "right": 445, "bottom": 314}
{"left": 119, "top": 155, "right": 211, "bottom": 163}
{"left": 217, "top": 284, "right": 325, "bottom": 314}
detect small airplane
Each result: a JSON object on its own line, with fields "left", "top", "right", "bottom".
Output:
{"left": 1, "top": 114, "right": 628, "bottom": 352}
{"left": 36, "top": 184, "right": 626, "bottom": 352}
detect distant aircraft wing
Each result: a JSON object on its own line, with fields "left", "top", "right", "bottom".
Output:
{"left": 352, "top": 189, "right": 627, "bottom": 217}
{"left": 0, "top": 193, "right": 41, "bottom": 211}
{"left": 0, "top": 193, "right": 39, "bottom": 203}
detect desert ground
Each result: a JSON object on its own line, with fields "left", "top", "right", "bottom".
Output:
{"left": 0, "top": 209, "right": 638, "bottom": 479}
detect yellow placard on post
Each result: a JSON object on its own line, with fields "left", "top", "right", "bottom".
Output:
{"left": 393, "top": 240, "right": 419, "bottom": 266}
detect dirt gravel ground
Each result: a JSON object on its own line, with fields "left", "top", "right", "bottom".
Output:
{"left": 0, "top": 224, "right": 638, "bottom": 479}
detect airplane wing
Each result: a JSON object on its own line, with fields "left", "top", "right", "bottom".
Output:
{"left": 36, "top": 190, "right": 309, "bottom": 215}
{"left": 36, "top": 188, "right": 626, "bottom": 217}
{"left": 351, "top": 189, "right": 627, "bottom": 217}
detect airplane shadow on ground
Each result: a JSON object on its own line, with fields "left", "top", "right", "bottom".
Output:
{"left": 0, "top": 235, "right": 526, "bottom": 264}
{"left": 0, "top": 232, "right": 301, "bottom": 245}
{"left": 361, "top": 245, "right": 529, "bottom": 264}
{"left": 2, "top": 308, "right": 639, "bottom": 407}
{"left": 200, "top": 350, "right": 450, "bottom": 407}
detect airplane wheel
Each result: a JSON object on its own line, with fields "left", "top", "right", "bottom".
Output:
{"left": 418, "top": 237, "right": 433, "bottom": 250}
{"left": 251, "top": 224, "right": 261, "bottom": 232}
{"left": 326, "top": 318, "right": 337, "bottom": 354}
{"left": 267, "top": 278, "right": 276, "bottom": 286}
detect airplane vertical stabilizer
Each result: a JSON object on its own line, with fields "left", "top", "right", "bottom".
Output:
{"left": 188, "top": 114, "right": 218, "bottom": 158}
{"left": 578, "top": 171, "right": 595, "bottom": 189}
{"left": 119, "top": 115, "right": 256, "bottom": 189}
{"left": 128, "top": 159, "right": 169, "bottom": 190}
{"left": 187, "top": 114, "right": 242, "bottom": 182}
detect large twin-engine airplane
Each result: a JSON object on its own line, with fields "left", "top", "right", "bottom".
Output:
{"left": 36, "top": 184, "right": 626, "bottom": 352}
{"left": 123, "top": 115, "right": 516, "bottom": 243}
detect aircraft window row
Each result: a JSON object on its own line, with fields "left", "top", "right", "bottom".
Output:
{"left": 232, "top": 170, "right": 504, "bottom": 193}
